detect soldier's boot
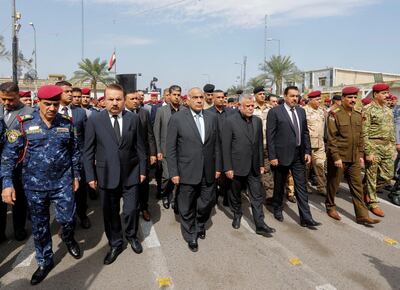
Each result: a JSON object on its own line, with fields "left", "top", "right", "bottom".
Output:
{"left": 31, "top": 261, "right": 54, "bottom": 285}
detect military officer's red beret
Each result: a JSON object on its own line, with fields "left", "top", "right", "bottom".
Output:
{"left": 97, "top": 96, "right": 105, "bottom": 102}
{"left": 362, "top": 98, "right": 372, "bottom": 105}
{"left": 81, "top": 87, "right": 91, "bottom": 95}
{"left": 38, "top": 85, "right": 63, "bottom": 100}
{"left": 372, "top": 83, "right": 389, "bottom": 92}
{"left": 308, "top": 90, "right": 321, "bottom": 98}
{"left": 19, "top": 90, "right": 31, "bottom": 98}
{"left": 342, "top": 86, "right": 359, "bottom": 96}
{"left": 150, "top": 91, "right": 158, "bottom": 97}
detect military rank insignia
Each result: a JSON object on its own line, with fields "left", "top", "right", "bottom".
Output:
{"left": 6, "top": 129, "right": 21, "bottom": 143}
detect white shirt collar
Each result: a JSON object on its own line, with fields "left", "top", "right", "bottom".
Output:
{"left": 190, "top": 108, "right": 203, "bottom": 117}
{"left": 109, "top": 111, "right": 123, "bottom": 119}
{"left": 284, "top": 102, "right": 294, "bottom": 111}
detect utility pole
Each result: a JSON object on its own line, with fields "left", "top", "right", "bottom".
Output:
{"left": 264, "top": 14, "right": 268, "bottom": 64}
{"left": 11, "top": 0, "right": 19, "bottom": 84}
{"left": 81, "top": 0, "right": 85, "bottom": 59}
{"left": 243, "top": 56, "right": 247, "bottom": 88}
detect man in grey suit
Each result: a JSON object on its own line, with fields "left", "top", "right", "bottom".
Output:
{"left": 167, "top": 87, "right": 221, "bottom": 252}
{"left": 222, "top": 95, "right": 275, "bottom": 237}
{"left": 0, "top": 82, "right": 34, "bottom": 242}
{"left": 84, "top": 84, "right": 147, "bottom": 265}
{"left": 153, "top": 85, "right": 182, "bottom": 209}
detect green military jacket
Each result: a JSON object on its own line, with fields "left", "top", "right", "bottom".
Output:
{"left": 327, "top": 106, "right": 363, "bottom": 162}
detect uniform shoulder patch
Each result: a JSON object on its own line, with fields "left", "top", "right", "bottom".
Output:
{"left": 17, "top": 114, "right": 33, "bottom": 122}
{"left": 353, "top": 107, "right": 362, "bottom": 114}
{"left": 6, "top": 129, "right": 21, "bottom": 143}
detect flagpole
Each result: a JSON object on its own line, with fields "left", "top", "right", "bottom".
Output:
{"left": 114, "top": 47, "right": 117, "bottom": 80}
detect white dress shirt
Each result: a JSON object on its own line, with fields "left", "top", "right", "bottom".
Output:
{"left": 58, "top": 104, "right": 72, "bottom": 117}
{"left": 284, "top": 103, "right": 301, "bottom": 142}
{"left": 109, "top": 112, "right": 123, "bottom": 136}
{"left": 190, "top": 108, "right": 205, "bottom": 143}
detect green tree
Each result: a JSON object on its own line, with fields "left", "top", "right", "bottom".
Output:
{"left": 226, "top": 84, "right": 244, "bottom": 96}
{"left": 247, "top": 74, "right": 269, "bottom": 91}
{"left": 260, "top": 55, "right": 301, "bottom": 95}
{"left": 71, "top": 58, "right": 112, "bottom": 99}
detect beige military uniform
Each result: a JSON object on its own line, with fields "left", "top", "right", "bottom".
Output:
{"left": 253, "top": 102, "right": 274, "bottom": 197}
{"left": 305, "top": 104, "right": 327, "bottom": 194}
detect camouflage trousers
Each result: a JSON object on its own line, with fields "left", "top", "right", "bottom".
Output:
{"left": 364, "top": 143, "right": 395, "bottom": 208}
{"left": 307, "top": 147, "right": 327, "bottom": 194}
{"left": 286, "top": 172, "right": 294, "bottom": 197}
{"left": 261, "top": 156, "right": 274, "bottom": 198}
{"left": 26, "top": 185, "right": 76, "bottom": 267}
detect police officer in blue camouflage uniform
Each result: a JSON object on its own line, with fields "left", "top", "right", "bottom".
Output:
{"left": 1, "top": 85, "right": 82, "bottom": 285}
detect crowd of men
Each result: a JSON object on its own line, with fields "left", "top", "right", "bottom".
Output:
{"left": 0, "top": 79, "right": 399, "bottom": 286}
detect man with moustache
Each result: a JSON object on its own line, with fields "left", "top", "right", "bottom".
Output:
{"left": 1, "top": 85, "right": 82, "bottom": 284}
{"left": 267, "top": 86, "right": 321, "bottom": 228}
{"left": 326, "top": 86, "right": 380, "bottom": 225}
{"left": 0, "top": 82, "right": 34, "bottom": 242}
{"left": 125, "top": 91, "right": 157, "bottom": 221}
{"left": 19, "top": 90, "right": 33, "bottom": 107}
{"left": 166, "top": 87, "right": 221, "bottom": 251}
{"left": 203, "top": 84, "right": 215, "bottom": 110}
{"left": 223, "top": 95, "right": 275, "bottom": 236}
{"left": 84, "top": 84, "right": 147, "bottom": 264}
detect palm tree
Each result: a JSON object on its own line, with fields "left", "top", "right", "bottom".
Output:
{"left": 0, "top": 35, "right": 11, "bottom": 61}
{"left": 260, "top": 55, "right": 301, "bottom": 95}
{"left": 71, "top": 58, "right": 112, "bottom": 99}
{"left": 247, "top": 74, "right": 269, "bottom": 91}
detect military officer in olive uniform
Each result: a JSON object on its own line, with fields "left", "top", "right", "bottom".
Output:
{"left": 325, "top": 86, "right": 380, "bottom": 225}
{"left": 362, "top": 83, "right": 395, "bottom": 217}
{"left": 304, "top": 90, "right": 327, "bottom": 195}
{"left": 1, "top": 85, "right": 82, "bottom": 285}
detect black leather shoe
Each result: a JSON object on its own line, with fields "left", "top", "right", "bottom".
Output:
{"left": 188, "top": 240, "right": 198, "bottom": 252}
{"left": 256, "top": 225, "right": 276, "bottom": 236}
{"left": 129, "top": 238, "right": 143, "bottom": 254}
{"left": 162, "top": 196, "right": 170, "bottom": 209}
{"left": 14, "top": 228, "right": 27, "bottom": 241}
{"left": 232, "top": 215, "right": 241, "bottom": 229}
{"left": 198, "top": 230, "right": 206, "bottom": 240}
{"left": 30, "top": 261, "right": 54, "bottom": 285}
{"left": 80, "top": 216, "right": 91, "bottom": 229}
{"left": 104, "top": 246, "right": 123, "bottom": 265}
{"left": 300, "top": 219, "right": 322, "bottom": 228}
{"left": 274, "top": 212, "right": 284, "bottom": 222}
{"left": 171, "top": 199, "right": 179, "bottom": 215}
{"left": 66, "top": 239, "right": 82, "bottom": 259}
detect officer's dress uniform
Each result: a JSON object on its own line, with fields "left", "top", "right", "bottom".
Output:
{"left": 363, "top": 100, "right": 395, "bottom": 209}
{"left": 1, "top": 110, "right": 81, "bottom": 267}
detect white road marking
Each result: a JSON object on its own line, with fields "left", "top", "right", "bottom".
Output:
{"left": 139, "top": 219, "right": 174, "bottom": 289}
{"left": 309, "top": 202, "right": 400, "bottom": 250}
{"left": 240, "top": 216, "right": 336, "bottom": 290}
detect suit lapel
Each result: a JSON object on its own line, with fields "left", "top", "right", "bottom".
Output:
{"left": 120, "top": 110, "right": 130, "bottom": 147}
{"left": 203, "top": 111, "right": 211, "bottom": 143}
{"left": 102, "top": 110, "right": 119, "bottom": 144}
{"left": 185, "top": 109, "right": 203, "bottom": 143}
{"left": 236, "top": 112, "right": 252, "bottom": 142}
{"left": 281, "top": 105, "right": 296, "bottom": 134}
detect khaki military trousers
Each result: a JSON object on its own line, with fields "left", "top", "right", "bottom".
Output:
{"left": 307, "top": 147, "right": 327, "bottom": 194}
{"left": 325, "top": 157, "right": 368, "bottom": 218}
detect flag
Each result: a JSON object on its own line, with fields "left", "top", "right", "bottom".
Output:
{"left": 108, "top": 51, "right": 116, "bottom": 71}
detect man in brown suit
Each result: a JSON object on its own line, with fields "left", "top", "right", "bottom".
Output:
{"left": 325, "top": 86, "right": 380, "bottom": 225}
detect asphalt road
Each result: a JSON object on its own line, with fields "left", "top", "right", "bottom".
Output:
{"left": 1, "top": 181, "right": 399, "bottom": 290}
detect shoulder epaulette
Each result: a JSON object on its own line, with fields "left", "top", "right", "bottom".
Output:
{"left": 17, "top": 114, "right": 33, "bottom": 122}
{"left": 353, "top": 107, "right": 362, "bottom": 113}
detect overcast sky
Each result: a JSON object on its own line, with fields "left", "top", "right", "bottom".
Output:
{"left": 0, "top": 0, "right": 399, "bottom": 91}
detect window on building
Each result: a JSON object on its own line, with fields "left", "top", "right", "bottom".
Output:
{"left": 319, "top": 77, "right": 327, "bottom": 87}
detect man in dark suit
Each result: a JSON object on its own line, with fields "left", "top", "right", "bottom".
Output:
{"left": 167, "top": 87, "right": 221, "bottom": 252}
{"left": 0, "top": 82, "right": 34, "bottom": 242}
{"left": 84, "top": 84, "right": 147, "bottom": 265}
{"left": 207, "top": 89, "right": 234, "bottom": 206}
{"left": 222, "top": 95, "right": 275, "bottom": 237}
{"left": 56, "top": 81, "right": 91, "bottom": 229}
{"left": 154, "top": 85, "right": 183, "bottom": 209}
{"left": 125, "top": 91, "right": 157, "bottom": 221}
{"left": 267, "top": 86, "right": 321, "bottom": 228}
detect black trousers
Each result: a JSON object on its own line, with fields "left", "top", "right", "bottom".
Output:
{"left": 100, "top": 184, "right": 139, "bottom": 248}
{"left": 139, "top": 177, "right": 150, "bottom": 211}
{"left": 272, "top": 147, "right": 313, "bottom": 222}
{"left": 228, "top": 171, "right": 265, "bottom": 228}
{"left": 75, "top": 177, "right": 88, "bottom": 220}
{"left": 0, "top": 177, "right": 27, "bottom": 236}
{"left": 178, "top": 178, "right": 215, "bottom": 242}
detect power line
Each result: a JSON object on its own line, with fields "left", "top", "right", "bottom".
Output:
{"left": 129, "top": 0, "right": 189, "bottom": 17}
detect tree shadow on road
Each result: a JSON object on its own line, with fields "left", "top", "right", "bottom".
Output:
{"left": 363, "top": 253, "right": 400, "bottom": 289}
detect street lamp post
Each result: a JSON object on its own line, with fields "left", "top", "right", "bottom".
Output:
{"left": 267, "top": 38, "right": 280, "bottom": 56}
{"left": 29, "top": 22, "right": 37, "bottom": 78}
{"left": 234, "top": 62, "right": 243, "bottom": 87}
{"left": 11, "top": 0, "right": 20, "bottom": 84}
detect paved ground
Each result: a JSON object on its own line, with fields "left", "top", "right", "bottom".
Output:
{"left": 1, "top": 181, "right": 400, "bottom": 290}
